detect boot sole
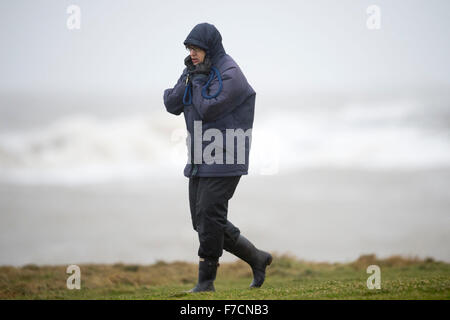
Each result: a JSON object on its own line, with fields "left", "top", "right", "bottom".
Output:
{"left": 187, "top": 285, "right": 215, "bottom": 293}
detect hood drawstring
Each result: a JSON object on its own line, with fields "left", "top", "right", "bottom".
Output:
{"left": 182, "top": 66, "right": 223, "bottom": 106}
{"left": 183, "top": 73, "right": 192, "bottom": 105}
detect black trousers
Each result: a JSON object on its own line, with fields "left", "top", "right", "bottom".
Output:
{"left": 189, "top": 175, "right": 242, "bottom": 259}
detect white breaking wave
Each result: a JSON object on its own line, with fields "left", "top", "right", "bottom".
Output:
{"left": 0, "top": 98, "right": 449, "bottom": 185}
{"left": 0, "top": 113, "right": 187, "bottom": 185}
{"left": 260, "top": 99, "right": 450, "bottom": 171}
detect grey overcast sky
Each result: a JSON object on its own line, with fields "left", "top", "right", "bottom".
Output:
{"left": 0, "top": 0, "right": 449, "bottom": 95}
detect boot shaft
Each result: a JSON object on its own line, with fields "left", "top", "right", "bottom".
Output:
{"left": 188, "top": 257, "right": 219, "bottom": 293}
{"left": 198, "top": 257, "right": 219, "bottom": 282}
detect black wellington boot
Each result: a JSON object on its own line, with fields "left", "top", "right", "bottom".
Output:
{"left": 228, "top": 235, "right": 272, "bottom": 288}
{"left": 188, "top": 258, "right": 219, "bottom": 293}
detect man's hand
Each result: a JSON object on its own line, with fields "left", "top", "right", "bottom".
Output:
{"left": 191, "top": 56, "right": 212, "bottom": 76}
{"left": 184, "top": 55, "right": 195, "bottom": 72}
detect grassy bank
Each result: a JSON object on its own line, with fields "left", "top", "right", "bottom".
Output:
{"left": 1, "top": 254, "right": 449, "bottom": 299}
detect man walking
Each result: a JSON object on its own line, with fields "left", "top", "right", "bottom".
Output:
{"left": 163, "top": 22, "right": 272, "bottom": 292}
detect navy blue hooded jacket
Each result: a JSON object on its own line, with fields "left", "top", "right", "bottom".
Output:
{"left": 163, "top": 23, "right": 256, "bottom": 178}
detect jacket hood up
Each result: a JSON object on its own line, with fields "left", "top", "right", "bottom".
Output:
{"left": 183, "top": 23, "right": 226, "bottom": 65}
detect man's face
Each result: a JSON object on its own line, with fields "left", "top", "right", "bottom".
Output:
{"left": 186, "top": 45, "right": 206, "bottom": 65}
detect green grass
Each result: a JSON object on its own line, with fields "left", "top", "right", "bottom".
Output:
{"left": 1, "top": 254, "right": 449, "bottom": 300}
